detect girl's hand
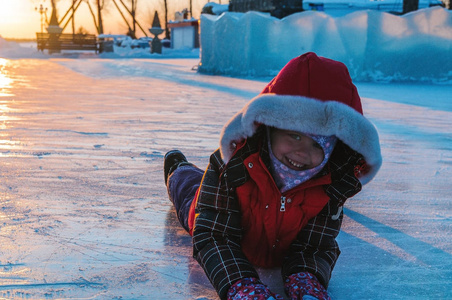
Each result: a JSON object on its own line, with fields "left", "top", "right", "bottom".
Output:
{"left": 227, "top": 277, "right": 284, "bottom": 300}
{"left": 284, "top": 272, "right": 331, "bottom": 300}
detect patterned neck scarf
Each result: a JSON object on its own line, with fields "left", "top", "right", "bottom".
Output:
{"left": 267, "top": 129, "right": 337, "bottom": 193}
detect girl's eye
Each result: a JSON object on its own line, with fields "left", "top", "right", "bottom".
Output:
{"left": 289, "top": 134, "right": 301, "bottom": 140}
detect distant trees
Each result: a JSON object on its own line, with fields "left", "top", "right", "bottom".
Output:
{"left": 96, "top": 0, "right": 104, "bottom": 35}
{"left": 76, "top": 25, "right": 89, "bottom": 34}
{"left": 123, "top": 0, "right": 139, "bottom": 38}
{"left": 80, "top": 0, "right": 105, "bottom": 34}
{"left": 130, "top": 0, "right": 138, "bottom": 37}
{"left": 163, "top": 0, "right": 169, "bottom": 39}
{"left": 38, "top": 0, "right": 196, "bottom": 39}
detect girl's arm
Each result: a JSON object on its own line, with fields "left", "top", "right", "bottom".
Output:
{"left": 281, "top": 200, "right": 343, "bottom": 288}
{"left": 192, "top": 149, "right": 259, "bottom": 300}
{"left": 281, "top": 141, "right": 363, "bottom": 287}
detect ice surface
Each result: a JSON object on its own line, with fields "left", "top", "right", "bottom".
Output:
{"left": 199, "top": 7, "right": 452, "bottom": 82}
{"left": 0, "top": 40, "right": 451, "bottom": 298}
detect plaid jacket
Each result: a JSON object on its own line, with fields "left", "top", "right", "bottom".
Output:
{"left": 192, "top": 128, "right": 363, "bottom": 300}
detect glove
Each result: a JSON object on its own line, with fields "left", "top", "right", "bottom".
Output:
{"left": 284, "top": 272, "right": 331, "bottom": 300}
{"left": 227, "top": 277, "right": 284, "bottom": 300}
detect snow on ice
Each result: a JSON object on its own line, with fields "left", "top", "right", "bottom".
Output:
{"left": 0, "top": 7, "right": 451, "bottom": 299}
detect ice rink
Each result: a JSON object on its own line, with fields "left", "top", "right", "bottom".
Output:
{"left": 0, "top": 57, "right": 451, "bottom": 299}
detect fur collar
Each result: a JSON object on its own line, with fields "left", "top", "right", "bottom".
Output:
{"left": 219, "top": 93, "right": 382, "bottom": 185}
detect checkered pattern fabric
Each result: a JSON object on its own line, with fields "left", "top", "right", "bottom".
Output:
{"left": 192, "top": 128, "right": 363, "bottom": 300}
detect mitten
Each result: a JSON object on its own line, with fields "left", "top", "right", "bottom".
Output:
{"left": 227, "top": 277, "right": 284, "bottom": 300}
{"left": 284, "top": 272, "right": 331, "bottom": 300}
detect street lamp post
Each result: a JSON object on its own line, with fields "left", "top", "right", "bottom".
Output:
{"left": 35, "top": 3, "right": 48, "bottom": 33}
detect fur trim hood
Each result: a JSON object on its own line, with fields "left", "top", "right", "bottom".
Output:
{"left": 219, "top": 52, "right": 382, "bottom": 185}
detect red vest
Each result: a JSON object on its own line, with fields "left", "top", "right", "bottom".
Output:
{"left": 189, "top": 152, "right": 332, "bottom": 268}
{"left": 236, "top": 152, "right": 331, "bottom": 267}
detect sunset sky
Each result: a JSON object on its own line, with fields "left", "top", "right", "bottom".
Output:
{"left": 0, "top": 0, "right": 211, "bottom": 39}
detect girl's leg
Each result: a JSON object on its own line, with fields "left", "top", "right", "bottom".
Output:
{"left": 167, "top": 165, "right": 204, "bottom": 232}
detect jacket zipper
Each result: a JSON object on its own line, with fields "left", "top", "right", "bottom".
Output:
{"left": 280, "top": 196, "right": 286, "bottom": 212}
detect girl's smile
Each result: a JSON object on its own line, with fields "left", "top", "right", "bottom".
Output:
{"left": 270, "top": 128, "right": 325, "bottom": 171}
{"left": 287, "top": 157, "right": 305, "bottom": 169}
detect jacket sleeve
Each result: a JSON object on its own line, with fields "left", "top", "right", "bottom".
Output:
{"left": 192, "top": 149, "right": 259, "bottom": 300}
{"left": 282, "top": 141, "right": 364, "bottom": 287}
{"left": 281, "top": 200, "right": 343, "bottom": 288}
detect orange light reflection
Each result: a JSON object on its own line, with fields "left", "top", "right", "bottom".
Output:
{"left": 0, "top": 59, "right": 20, "bottom": 155}
{"left": 0, "top": 58, "right": 14, "bottom": 97}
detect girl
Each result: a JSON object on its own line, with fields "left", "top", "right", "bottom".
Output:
{"left": 164, "top": 52, "right": 382, "bottom": 300}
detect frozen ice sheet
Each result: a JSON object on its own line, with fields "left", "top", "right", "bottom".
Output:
{"left": 0, "top": 58, "right": 450, "bottom": 299}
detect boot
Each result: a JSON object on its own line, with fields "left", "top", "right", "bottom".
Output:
{"left": 163, "top": 150, "right": 192, "bottom": 185}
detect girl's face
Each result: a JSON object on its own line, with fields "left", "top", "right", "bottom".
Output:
{"left": 270, "top": 128, "right": 325, "bottom": 171}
